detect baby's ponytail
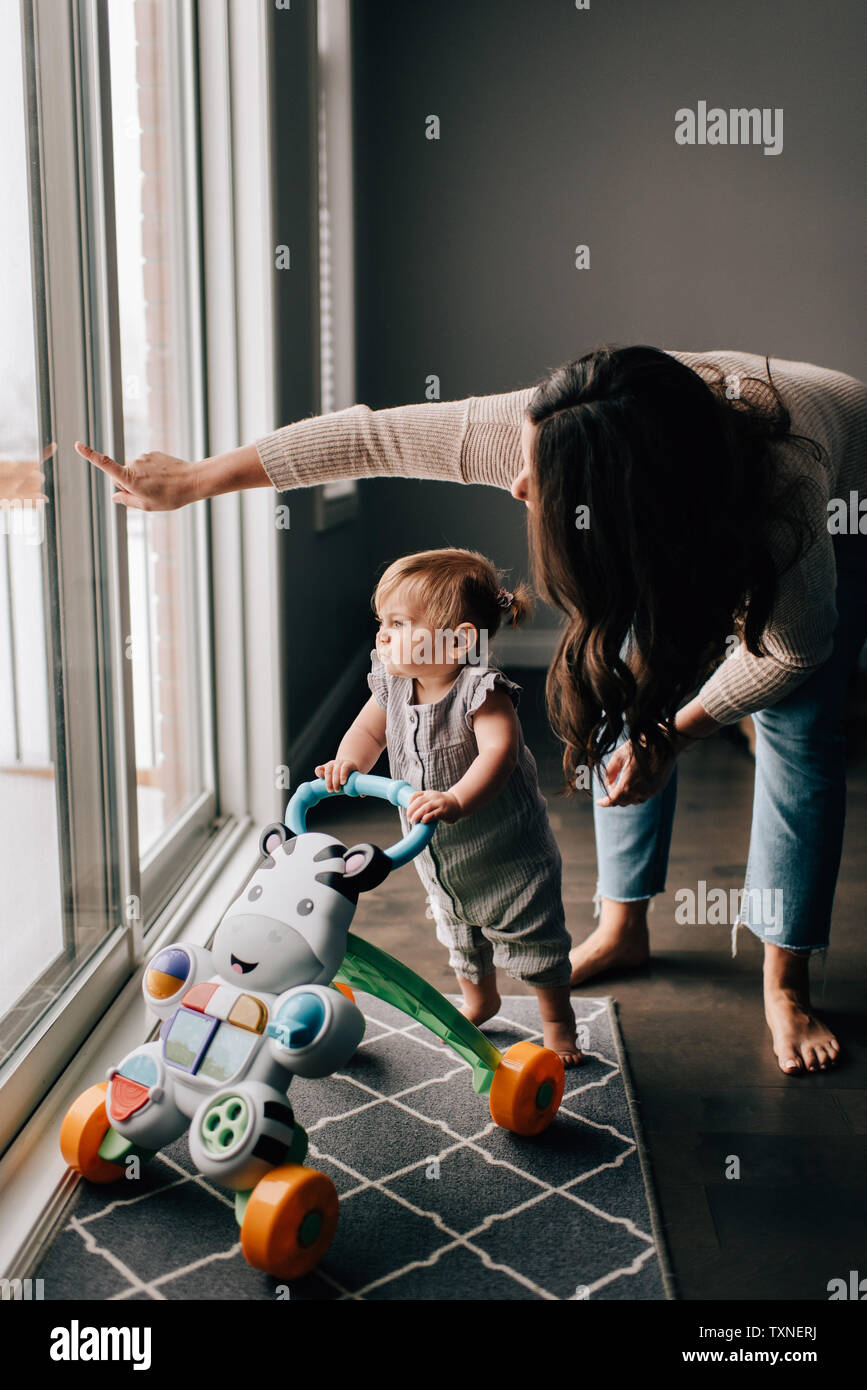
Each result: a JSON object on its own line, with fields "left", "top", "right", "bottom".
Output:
{"left": 501, "top": 579, "right": 534, "bottom": 629}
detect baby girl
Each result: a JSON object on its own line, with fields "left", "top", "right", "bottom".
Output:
{"left": 316, "top": 547, "right": 582, "bottom": 1066}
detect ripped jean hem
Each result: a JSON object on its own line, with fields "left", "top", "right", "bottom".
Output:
{"left": 592, "top": 886, "right": 660, "bottom": 918}
{"left": 732, "top": 920, "right": 830, "bottom": 1001}
{"left": 731, "top": 917, "right": 831, "bottom": 958}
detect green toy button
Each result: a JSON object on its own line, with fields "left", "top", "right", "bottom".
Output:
{"left": 298, "top": 1210, "right": 323, "bottom": 1248}
{"left": 200, "top": 1094, "right": 250, "bottom": 1156}
{"left": 535, "top": 1080, "right": 554, "bottom": 1111}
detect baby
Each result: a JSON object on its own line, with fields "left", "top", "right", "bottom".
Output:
{"left": 316, "top": 547, "right": 582, "bottom": 1066}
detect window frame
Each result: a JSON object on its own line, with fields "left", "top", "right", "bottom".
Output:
{"left": 0, "top": 0, "right": 143, "bottom": 1155}
{"left": 0, "top": 0, "right": 284, "bottom": 1157}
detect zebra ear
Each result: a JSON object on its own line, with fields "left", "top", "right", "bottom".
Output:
{"left": 342, "top": 843, "right": 391, "bottom": 894}
{"left": 259, "top": 822, "right": 294, "bottom": 859}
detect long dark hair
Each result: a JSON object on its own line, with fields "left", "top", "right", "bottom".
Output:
{"left": 525, "top": 345, "right": 824, "bottom": 791}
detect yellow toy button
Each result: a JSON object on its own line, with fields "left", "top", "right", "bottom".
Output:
{"left": 228, "top": 994, "right": 267, "bottom": 1033}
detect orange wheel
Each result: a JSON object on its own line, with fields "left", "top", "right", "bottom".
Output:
{"left": 332, "top": 982, "right": 355, "bottom": 1002}
{"left": 488, "top": 1041, "right": 565, "bottom": 1136}
{"left": 59, "top": 1082, "right": 126, "bottom": 1183}
{"left": 241, "top": 1165, "right": 339, "bottom": 1280}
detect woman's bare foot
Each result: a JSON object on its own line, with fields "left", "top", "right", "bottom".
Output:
{"left": 456, "top": 973, "right": 501, "bottom": 1027}
{"left": 763, "top": 943, "right": 840, "bottom": 1075}
{"left": 570, "top": 898, "right": 650, "bottom": 986}
{"left": 535, "top": 984, "right": 585, "bottom": 1067}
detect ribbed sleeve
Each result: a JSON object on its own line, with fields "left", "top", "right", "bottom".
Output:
{"left": 462, "top": 387, "right": 538, "bottom": 488}
{"left": 255, "top": 389, "right": 539, "bottom": 495}
{"left": 676, "top": 351, "right": 867, "bottom": 724}
{"left": 696, "top": 498, "right": 839, "bottom": 726}
{"left": 255, "top": 398, "right": 472, "bottom": 491}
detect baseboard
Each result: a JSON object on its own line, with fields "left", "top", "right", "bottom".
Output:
{"left": 288, "top": 640, "right": 372, "bottom": 783}
{"left": 493, "top": 625, "right": 560, "bottom": 668}
{"left": 498, "top": 634, "right": 867, "bottom": 673}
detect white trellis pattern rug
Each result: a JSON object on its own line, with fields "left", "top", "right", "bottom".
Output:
{"left": 37, "top": 993, "right": 673, "bottom": 1301}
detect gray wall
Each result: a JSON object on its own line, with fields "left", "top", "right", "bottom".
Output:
{"left": 349, "top": 0, "right": 867, "bottom": 628}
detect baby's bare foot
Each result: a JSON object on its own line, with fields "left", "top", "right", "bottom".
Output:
{"left": 533, "top": 984, "right": 584, "bottom": 1068}
{"left": 764, "top": 986, "right": 841, "bottom": 1075}
{"left": 458, "top": 996, "right": 501, "bottom": 1027}
{"left": 455, "top": 975, "right": 501, "bottom": 1029}
{"left": 542, "top": 1018, "right": 585, "bottom": 1068}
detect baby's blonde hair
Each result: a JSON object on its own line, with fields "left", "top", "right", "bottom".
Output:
{"left": 372, "top": 547, "right": 533, "bottom": 640}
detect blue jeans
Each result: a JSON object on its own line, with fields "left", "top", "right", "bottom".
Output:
{"left": 592, "top": 533, "right": 867, "bottom": 953}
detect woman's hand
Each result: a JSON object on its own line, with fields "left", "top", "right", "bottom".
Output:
{"left": 315, "top": 759, "right": 360, "bottom": 794}
{"left": 595, "top": 738, "right": 679, "bottom": 808}
{"left": 596, "top": 706, "right": 716, "bottom": 808}
{"left": 407, "top": 789, "right": 461, "bottom": 824}
{"left": 75, "top": 441, "right": 201, "bottom": 511}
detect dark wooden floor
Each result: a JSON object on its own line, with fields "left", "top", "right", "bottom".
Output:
{"left": 314, "top": 670, "right": 867, "bottom": 1301}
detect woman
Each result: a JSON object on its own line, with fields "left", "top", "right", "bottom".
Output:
{"left": 75, "top": 344, "right": 867, "bottom": 1076}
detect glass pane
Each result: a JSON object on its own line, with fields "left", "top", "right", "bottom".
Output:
{"left": 0, "top": 0, "right": 65, "bottom": 1063}
{"left": 107, "top": 0, "right": 210, "bottom": 857}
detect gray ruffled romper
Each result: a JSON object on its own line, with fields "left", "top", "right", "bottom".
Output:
{"left": 367, "top": 651, "right": 572, "bottom": 988}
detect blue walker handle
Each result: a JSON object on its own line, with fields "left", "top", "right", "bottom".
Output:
{"left": 285, "top": 772, "right": 436, "bottom": 869}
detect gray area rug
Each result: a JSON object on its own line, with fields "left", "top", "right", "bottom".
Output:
{"left": 37, "top": 993, "right": 673, "bottom": 1300}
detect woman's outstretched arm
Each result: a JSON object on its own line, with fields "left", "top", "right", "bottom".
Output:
{"left": 75, "top": 386, "right": 536, "bottom": 510}
{"left": 254, "top": 390, "right": 537, "bottom": 493}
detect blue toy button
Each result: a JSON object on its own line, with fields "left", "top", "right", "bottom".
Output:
{"left": 267, "top": 992, "right": 327, "bottom": 1049}
{"left": 118, "top": 1054, "right": 159, "bottom": 1086}
{"left": 149, "top": 947, "right": 190, "bottom": 981}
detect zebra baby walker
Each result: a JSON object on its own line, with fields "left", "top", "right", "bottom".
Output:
{"left": 60, "top": 774, "right": 565, "bottom": 1279}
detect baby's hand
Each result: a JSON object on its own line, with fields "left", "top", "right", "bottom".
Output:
{"left": 407, "top": 790, "right": 461, "bottom": 824}
{"left": 315, "top": 759, "right": 359, "bottom": 793}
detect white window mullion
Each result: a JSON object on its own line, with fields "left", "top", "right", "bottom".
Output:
{"left": 199, "top": 0, "right": 249, "bottom": 825}
{"left": 231, "top": 0, "right": 283, "bottom": 827}
{"left": 78, "top": 0, "right": 142, "bottom": 958}
{"left": 200, "top": 0, "right": 283, "bottom": 828}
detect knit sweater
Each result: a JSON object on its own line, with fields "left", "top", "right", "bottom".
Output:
{"left": 255, "top": 350, "right": 867, "bottom": 725}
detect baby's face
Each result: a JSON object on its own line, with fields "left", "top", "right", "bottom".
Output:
{"left": 375, "top": 582, "right": 475, "bottom": 678}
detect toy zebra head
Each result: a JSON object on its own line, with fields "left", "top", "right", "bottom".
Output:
{"left": 211, "top": 823, "right": 391, "bottom": 993}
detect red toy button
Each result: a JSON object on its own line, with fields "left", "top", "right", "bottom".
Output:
{"left": 109, "top": 1076, "right": 150, "bottom": 1122}
{"left": 182, "top": 982, "right": 218, "bottom": 1013}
